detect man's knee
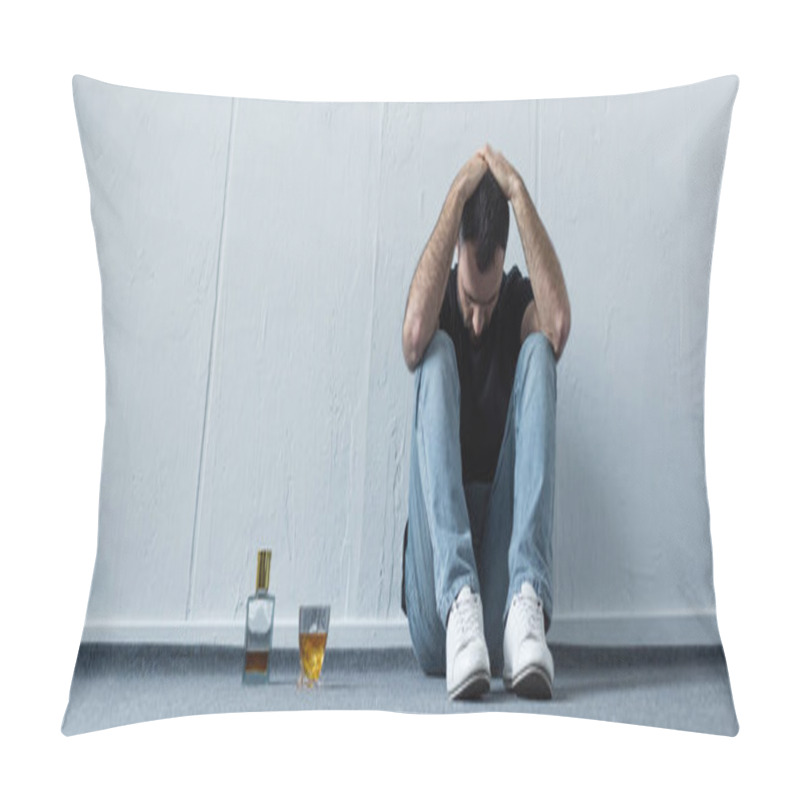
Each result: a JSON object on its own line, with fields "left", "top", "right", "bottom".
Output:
{"left": 521, "top": 331, "right": 556, "bottom": 367}
{"left": 416, "top": 330, "right": 459, "bottom": 396}
{"left": 418, "top": 329, "right": 456, "bottom": 370}
{"left": 518, "top": 332, "right": 556, "bottom": 382}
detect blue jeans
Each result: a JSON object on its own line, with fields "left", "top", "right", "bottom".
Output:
{"left": 404, "top": 330, "right": 556, "bottom": 677}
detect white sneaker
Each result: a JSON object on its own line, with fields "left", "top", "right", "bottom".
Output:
{"left": 503, "top": 582, "right": 554, "bottom": 699}
{"left": 446, "top": 586, "right": 491, "bottom": 700}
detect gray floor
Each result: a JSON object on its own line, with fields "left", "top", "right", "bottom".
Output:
{"left": 62, "top": 644, "right": 739, "bottom": 737}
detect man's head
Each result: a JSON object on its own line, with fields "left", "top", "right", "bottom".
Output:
{"left": 457, "top": 171, "right": 510, "bottom": 344}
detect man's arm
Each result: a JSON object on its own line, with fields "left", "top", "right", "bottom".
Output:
{"left": 481, "top": 144, "right": 571, "bottom": 361}
{"left": 401, "top": 152, "right": 488, "bottom": 372}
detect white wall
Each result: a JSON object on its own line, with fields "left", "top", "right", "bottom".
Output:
{"left": 76, "top": 75, "right": 736, "bottom": 647}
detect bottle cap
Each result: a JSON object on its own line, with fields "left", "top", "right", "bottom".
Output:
{"left": 256, "top": 549, "right": 272, "bottom": 591}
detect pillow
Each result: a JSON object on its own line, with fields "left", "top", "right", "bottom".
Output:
{"left": 63, "top": 74, "right": 739, "bottom": 736}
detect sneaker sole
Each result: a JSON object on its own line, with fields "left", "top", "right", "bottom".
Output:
{"left": 448, "top": 670, "right": 491, "bottom": 701}
{"left": 503, "top": 665, "right": 553, "bottom": 700}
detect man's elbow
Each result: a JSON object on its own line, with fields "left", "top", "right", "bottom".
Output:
{"left": 552, "top": 306, "right": 571, "bottom": 361}
{"left": 403, "top": 344, "right": 420, "bottom": 373}
{"left": 402, "top": 319, "right": 423, "bottom": 373}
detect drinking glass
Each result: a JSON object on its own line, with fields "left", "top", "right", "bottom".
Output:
{"left": 298, "top": 605, "right": 330, "bottom": 687}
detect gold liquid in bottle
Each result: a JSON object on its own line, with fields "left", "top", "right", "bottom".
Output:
{"left": 243, "top": 549, "right": 275, "bottom": 684}
{"left": 244, "top": 650, "right": 270, "bottom": 675}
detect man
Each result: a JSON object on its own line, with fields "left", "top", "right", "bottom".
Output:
{"left": 400, "top": 143, "right": 570, "bottom": 701}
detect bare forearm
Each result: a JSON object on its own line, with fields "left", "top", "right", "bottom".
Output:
{"left": 511, "top": 179, "right": 571, "bottom": 345}
{"left": 402, "top": 184, "right": 465, "bottom": 371}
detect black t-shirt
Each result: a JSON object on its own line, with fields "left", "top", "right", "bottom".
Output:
{"left": 401, "top": 263, "right": 533, "bottom": 614}
{"left": 439, "top": 263, "right": 534, "bottom": 483}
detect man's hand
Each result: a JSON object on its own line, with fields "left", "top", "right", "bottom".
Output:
{"left": 480, "top": 143, "right": 522, "bottom": 201}
{"left": 453, "top": 150, "right": 489, "bottom": 204}
{"left": 402, "top": 150, "right": 489, "bottom": 372}
{"left": 479, "top": 144, "right": 571, "bottom": 360}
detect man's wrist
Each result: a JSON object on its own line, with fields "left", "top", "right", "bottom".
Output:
{"left": 448, "top": 179, "right": 468, "bottom": 215}
{"left": 508, "top": 174, "right": 526, "bottom": 205}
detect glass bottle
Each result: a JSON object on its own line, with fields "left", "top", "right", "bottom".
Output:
{"left": 243, "top": 549, "right": 275, "bottom": 684}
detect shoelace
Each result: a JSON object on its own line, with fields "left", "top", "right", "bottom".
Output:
{"left": 454, "top": 594, "right": 483, "bottom": 640}
{"left": 515, "top": 593, "right": 544, "bottom": 640}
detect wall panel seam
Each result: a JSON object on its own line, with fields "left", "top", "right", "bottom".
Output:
{"left": 185, "top": 96, "right": 237, "bottom": 620}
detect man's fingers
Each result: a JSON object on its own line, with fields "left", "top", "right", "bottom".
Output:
{"left": 482, "top": 145, "right": 501, "bottom": 171}
{"left": 484, "top": 143, "right": 509, "bottom": 167}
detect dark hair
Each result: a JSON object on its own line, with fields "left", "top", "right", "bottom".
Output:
{"left": 459, "top": 171, "right": 510, "bottom": 273}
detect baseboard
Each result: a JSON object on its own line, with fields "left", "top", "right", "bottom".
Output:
{"left": 81, "top": 619, "right": 412, "bottom": 649}
{"left": 548, "top": 610, "right": 722, "bottom": 646}
{"left": 81, "top": 610, "right": 722, "bottom": 648}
